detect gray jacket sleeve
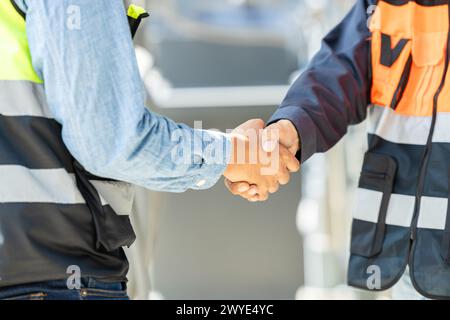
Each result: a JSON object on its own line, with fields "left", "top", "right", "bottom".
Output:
{"left": 268, "top": 0, "right": 374, "bottom": 162}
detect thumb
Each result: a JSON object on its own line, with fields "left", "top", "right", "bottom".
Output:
{"left": 261, "top": 123, "right": 281, "bottom": 153}
{"left": 263, "top": 122, "right": 299, "bottom": 155}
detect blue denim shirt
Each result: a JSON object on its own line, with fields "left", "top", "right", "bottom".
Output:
{"left": 14, "top": 0, "right": 230, "bottom": 192}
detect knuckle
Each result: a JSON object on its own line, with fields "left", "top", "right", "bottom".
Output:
{"left": 230, "top": 185, "right": 242, "bottom": 195}
{"left": 240, "top": 193, "right": 251, "bottom": 200}
{"left": 254, "top": 119, "right": 265, "bottom": 127}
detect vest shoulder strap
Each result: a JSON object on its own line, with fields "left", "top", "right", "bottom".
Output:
{"left": 10, "top": 0, "right": 26, "bottom": 19}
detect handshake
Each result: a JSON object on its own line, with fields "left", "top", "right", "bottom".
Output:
{"left": 223, "top": 119, "right": 300, "bottom": 202}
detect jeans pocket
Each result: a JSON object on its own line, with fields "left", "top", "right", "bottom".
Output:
{"left": 4, "top": 292, "right": 47, "bottom": 300}
{"left": 80, "top": 288, "right": 129, "bottom": 300}
{"left": 350, "top": 152, "right": 397, "bottom": 258}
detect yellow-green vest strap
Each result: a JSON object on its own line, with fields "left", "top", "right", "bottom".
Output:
{"left": 0, "top": 0, "right": 43, "bottom": 83}
{"left": 127, "top": 4, "right": 149, "bottom": 39}
{"left": 10, "top": 0, "right": 26, "bottom": 19}
{"left": 127, "top": 4, "right": 148, "bottom": 20}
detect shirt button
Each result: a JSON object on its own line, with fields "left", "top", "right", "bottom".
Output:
{"left": 196, "top": 179, "right": 207, "bottom": 187}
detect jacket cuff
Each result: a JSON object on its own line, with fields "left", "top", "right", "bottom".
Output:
{"left": 267, "top": 106, "right": 317, "bottom": 163}
{"left": 190, "top": 131, "right": 232, "bottom": 190}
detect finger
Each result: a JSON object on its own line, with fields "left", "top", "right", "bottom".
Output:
{"left": 268, "top": 181, "right": 280, "bottom": 194}
{"left": 257, "top": 191, "right": 269, "bottom": 201}
{"left": 276, "top": 165, "right": 290, "bottom": 185}
{"left": 261, "top": 124, "right": 280, "bottom": 153}
{"left": 247, "top": 186, "right": 262, "bottom": 202}
{"left": 272, "top": 147, "right": 292, "bottom": 185}
{"left": 277, "top": 120, "right": 300, "bottom": 155}
{"left": 280, "top": 145, "right": 300, "bottom": 173}
{"left": 240, "top": 185, "right": 260, "bottom": 200}
{"left": 253, "top": 183, "right": 269, "bottom": 201}
{"left": 263, "top": 175, "right": 279, "bottom": 195}
{"left": 247, "top": 185, "right": 259, "bottom": 196}
{"left": 225, "top": 180, "right": 263, "bottom": 201}
{"left": 239, "top": 185, "right": 260, "bottom": 200}
{"left": 248, "top": 192, "right": 266, "bottom": 202}
{"left": 224, "top": 179, "right": 250, "bottom": 195}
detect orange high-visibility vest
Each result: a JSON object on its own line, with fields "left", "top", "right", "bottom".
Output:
{"left": 348, "top": 0, "right": 450, "bottom": 299}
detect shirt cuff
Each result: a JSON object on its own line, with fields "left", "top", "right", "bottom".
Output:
{"left": 267, "top": 105, "right": 317, "bottom": 163}
{"left": 190, "top": 130, "right": 232, "bottom": 190}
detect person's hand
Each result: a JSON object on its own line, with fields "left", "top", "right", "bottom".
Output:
{"left": 263, "top": 120, "right": 300, "bottom": 155}
{"left": 225, "top": 119, "right": 300, "bottom": 201}
{"left": 223, "top": 119, "right": 300, "bottom": 202}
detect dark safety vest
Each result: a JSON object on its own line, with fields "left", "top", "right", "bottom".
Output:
{"left": 348, "top": 0, "right": 450, "bottom": 299}
{"left": 0, "top": 0, "right": 148, "bottom": 287}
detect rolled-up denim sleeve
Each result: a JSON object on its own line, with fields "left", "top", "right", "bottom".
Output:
{"left": 268, "top": 0, "right": 373, "bottom": 163}
{"left": 19, "top": 0, "right": 230, "bottom": 192}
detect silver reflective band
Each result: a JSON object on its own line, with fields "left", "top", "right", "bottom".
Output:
{"left": 0, "top": 80, "right": 52, "bottom": 118}
{"left": 352, "top": 188, "right": 447, "bottom": 230}
{"left": 0, "top": 165, "right": 133, "bottom": 215}
{"left": 418, "top": 196, "right": 448, "bottom": 230}
{"left": 367, "top": 105, "right": 450, "bottom": 145}
{"left": 0, "top": 165, "right": 84, "bottom": 203}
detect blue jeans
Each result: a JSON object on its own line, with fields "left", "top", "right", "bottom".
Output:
{"left": 0, "top": 278, "right": 129, "bottom": 300}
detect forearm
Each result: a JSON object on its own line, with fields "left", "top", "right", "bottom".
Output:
{"left": 269, "top": 0, "right": 373, "bottom": 163}
{"left": 23, "top": 0, "right": 230, "bottom": 192}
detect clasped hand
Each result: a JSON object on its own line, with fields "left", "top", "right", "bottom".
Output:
{"left": 223, "top": 119, "right": 300, "bottom": 202}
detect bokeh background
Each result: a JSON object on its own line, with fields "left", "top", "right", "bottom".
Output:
{"left": 123, "top": 0, "right": 388, "bottom": 300}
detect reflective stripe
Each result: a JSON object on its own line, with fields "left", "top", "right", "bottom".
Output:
{"left": 352, "top": 188, "right": 447, "bottom": 229}
{"left": 0, "top": 166, "right": 84, "bottom": 204}
{"left": 352, "top": 188, "right": 414, "bottom": 227}
{"left": 386, "top": 193, "right": 415, "bottom": 227}
{"left": 367, "top": 105, "right": 450, "bottom": 145}
{"left": 352, "top": 188, "right": 383, "bottom": 223}
{"left": 418, "top": 196, "right": 448, "bottom": 230}
{"left": 367, "top": 105, "right": 429, "bottom": 145}
{"left": 0, "top": 165, "right": 133, "bottom": 214}
{"left": 432, "top": 113, "right": 450, "bottom": 143}
{"left": 0, "top": 80, "right": 51, "bottom": 117}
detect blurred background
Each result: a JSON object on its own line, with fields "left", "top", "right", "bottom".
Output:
{"left": 123, "top": 0, "right": 388, "bottom": 300}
